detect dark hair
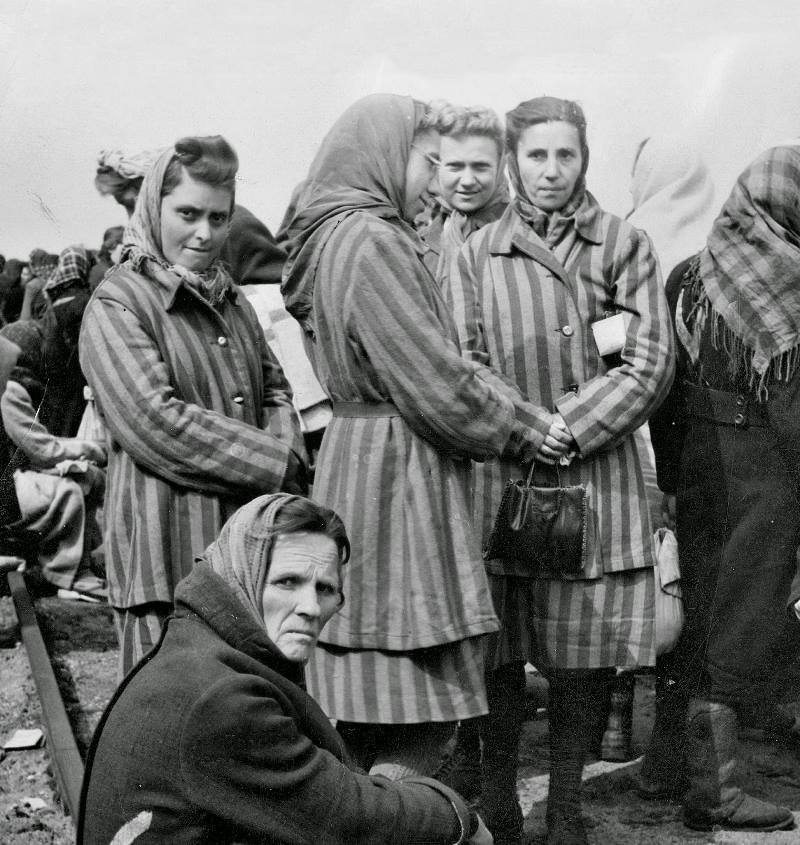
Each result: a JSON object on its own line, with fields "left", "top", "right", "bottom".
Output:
{"left": 505, "top": 96, "right": 589, "bottom": 176}
{"left": 161, "top": 136, "right": 238, "bottom": 205}
{"left": 94, "top": 168, "right": 143, "bottom": 197}
{"left": 270, "top": 496, "right": 350, "bottom": 566}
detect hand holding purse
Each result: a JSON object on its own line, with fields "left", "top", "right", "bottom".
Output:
{"left": 484, "top": 460, "right": 588, "bottom": 574}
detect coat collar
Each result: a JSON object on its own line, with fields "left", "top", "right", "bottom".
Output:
{"left": 147, "top": 264, "right": 240, "bottom": 312}
{"left": 488, "top": 193, "right": 604, "bottom": 258}
{"left": 174, "top": 561, "right": 305, "bottom": 686}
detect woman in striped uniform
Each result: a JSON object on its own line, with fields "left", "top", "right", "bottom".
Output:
{"left": 445, "top": 97, "right": 675, "bottom": 845}
{"left": 79, "top": 136, "right": 306, "bottom": 680}
{"left": 280, "top": 94, "right": 545, "bottom": 780}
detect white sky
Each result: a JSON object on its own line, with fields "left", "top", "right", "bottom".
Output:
{"left": 1, "top": 0, "right": 799, "bottom": 259}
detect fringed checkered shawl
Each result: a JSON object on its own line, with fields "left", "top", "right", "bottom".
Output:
{"left": 685, "top": 145, "right": 800, "bottom": 397}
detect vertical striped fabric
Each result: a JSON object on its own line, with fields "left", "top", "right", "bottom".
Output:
{"left": 112, "top": 601, "right": 172, "bottom": 680}
{"left": 444, "top": 198, "right": 674, "bottom": 669}
{"left": 305, "top": 211, "right": 540, "bottom": 722}
{"left": 79, "top": 265, "right": 305, "bottom": 612}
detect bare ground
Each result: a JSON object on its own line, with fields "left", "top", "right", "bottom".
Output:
{"left": 1, "top": 592, "right": 799, "bottom": 845}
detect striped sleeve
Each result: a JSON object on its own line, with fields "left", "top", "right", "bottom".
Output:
{"left": 79, "top": 296, "right": 293, "bottom": 496}
{"left": 446, "top": 239, "right": 552, "bottom": 452}
{"left": 555, "top": 227, "right": 675, "bottom": 456}
{"left": 342, "top": 225, "right": 520, "bottom": 461}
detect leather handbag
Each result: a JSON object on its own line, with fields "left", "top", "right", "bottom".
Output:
{"left": 484, "top": 461, "right": 588, "bottom": 574}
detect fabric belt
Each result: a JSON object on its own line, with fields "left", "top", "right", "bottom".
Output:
{"left": 683, "top": 382, "right": 768, "bottom": 428}
{"left": 332, "top": 401, "right": 401, "bottom": 419}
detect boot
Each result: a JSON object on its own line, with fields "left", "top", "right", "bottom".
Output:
{"left": 636, "top": 670, "right": 689, "bottom": 800}
{"left": 683, "top": 699, "right": 794, "bottom": 832}
{"left": 546, "top": 670, "right": 613, "bottom": 845}
{"left": 435, "top": 719, "right": 481, "bottom": 803}
{"left": 479, "top": 662, "right": 526, "bottom": 845}
{"left": 600, "top": 671, "right": 634, "bottom": 761}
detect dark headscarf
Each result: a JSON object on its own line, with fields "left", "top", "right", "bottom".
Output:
{"left": 1, "top": 321, "right": 46, "bottom": 409}
{"left": 504, "top": 96, "right": 590, "bottom": 233}
{"left": 280, "top": 93, "right": 428, "bottom": 334}
{"left": 684, "top": 146, "right": 800, "bottom": 393}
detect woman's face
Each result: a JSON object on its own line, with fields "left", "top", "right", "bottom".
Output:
{"left": 438, "top": 134, "right": 501, "bottom": 214}
{"left": 261, "top": 531, "right": 343, "bottom": 663}
{"left": 20, "top": 266, "right": 32, "bottom": 285}
{"left": 160, "top": 169, "right": 232, "bottom": 272}
{"left": 515, "top": 120, "right": 583, "bottom": 212}
{"left": 404, "top": 130, "right": 441, "bottom": 221}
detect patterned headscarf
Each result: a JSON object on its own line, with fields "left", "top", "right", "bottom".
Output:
{"left": 280, "top": 93, "right": 427, "bottom": 334}
{"left": 45, "top": 246, "right": 91, "bottom": 293}
{"left": 690, "top": 146, "right": 800, "bottom": 391}
{"left": 95, "top": 148, "right": 166, "bottom": 185}
{"left": 202, "top": 493, "right": 345, "bottom": 629}
{"left": 122, "top": 147, "right": 234, "bottom": 306}
{"left": 627, "top": 136, "right": 716, "bottom": 282}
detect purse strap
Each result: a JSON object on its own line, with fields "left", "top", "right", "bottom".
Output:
{"left": 524, "top": 458, "right": 562, "bottom": 488}
{"left": 511, "top": 460, "right": 563, "bottom": 531}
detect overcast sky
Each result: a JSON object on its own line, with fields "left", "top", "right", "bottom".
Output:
{"left": 1, "top": 0, "right": 799, "bottom": 259}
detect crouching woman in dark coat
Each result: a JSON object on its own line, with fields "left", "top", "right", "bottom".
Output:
{"left": 78, "top": 493, "right": 491, "bottom": 845}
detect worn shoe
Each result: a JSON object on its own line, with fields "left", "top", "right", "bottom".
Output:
{"left": 683, "top": 698, "right": 795, "bottom": 832}
{"left": 69, "top": 574, "right": 108, "bottom": 600}
{"left": 684, "top": 793, "right": 795, "bottom": 832}
{"left": 632, "top": 770, "right": 688, "bottom": 801}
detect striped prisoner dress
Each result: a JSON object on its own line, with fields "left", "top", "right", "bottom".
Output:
{"left": 444, "top": 196, "right": 675, "bottom": 670}
{"left": 79, "top": 265, "right": 304, "bottom": 610}
{"left": 304, "top": 211, "right": 539, "bottom": 723}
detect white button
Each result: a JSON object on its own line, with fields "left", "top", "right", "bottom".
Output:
{"left": 232, "top": 396, "right": 244, "bottom": 404}
{"left": 561, "top": 325, "right": 574, "bottom": 337}
{"left": 217, "top": 336, "right": 228, "bottom": 347}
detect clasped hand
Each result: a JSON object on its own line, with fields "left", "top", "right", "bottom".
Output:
{"left": 536, "top": 412, "right": 575, "bottom": 465}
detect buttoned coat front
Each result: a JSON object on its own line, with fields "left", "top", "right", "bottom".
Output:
{"left": 79, "top": 265, "right": 304, "bottom": 609}
{"left": 445, "top": 197, "right": 675, "bottom": 667}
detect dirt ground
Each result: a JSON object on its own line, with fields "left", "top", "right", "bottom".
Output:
{"left": 1, "top": 591, "right": 799, "bottom": 845}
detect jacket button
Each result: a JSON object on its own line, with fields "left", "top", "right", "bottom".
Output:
{"left": 736, "top": 395, "right": 745, "bottom": 406}
{"left": 561, "top": 325, "right": 574, "bottom": 337}
{"left": 733, "top": 412, "right": 745, "bottom": 425}
{"left": 218, "top": 336, "right": 228, "bottom": 347}
{"left": 232, "top": 395, "right": 244, "bottom": 404}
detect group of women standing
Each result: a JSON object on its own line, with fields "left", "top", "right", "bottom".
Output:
{"left": 75, "top": 89, "right": 800, "bottom": 845}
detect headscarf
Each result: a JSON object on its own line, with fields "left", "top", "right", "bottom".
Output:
{"left": 122, "top": 147, "right": 234, "bottom": 306}
{"left": 28, "top": 249, "right": 58, "bottom": 281}
{"left": 505, "top": 96, "right": 590, "bottom": 239}
{"left": 201, "top": 493, "right": 342, "bottom": 629}
{"left": 686, "top": 145, "right": 800, "bottom": 394}
{"left": 44, "top": 245, "right": 91, "bottom": 293}
{"left": 94, "top": 148, "right": 167, "bottom": 191}
{"left": 280, "top": 93, "right": 427, "bottom": 334}
{"left": 627, "top": 136, "right": 716, "bottom": 281}
{"left": 1, "top": 320, "right": 45, "bottom": 409}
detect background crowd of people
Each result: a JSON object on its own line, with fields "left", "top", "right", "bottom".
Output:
{"left": 1, "top": 90, "right": 798, "bottom": 845}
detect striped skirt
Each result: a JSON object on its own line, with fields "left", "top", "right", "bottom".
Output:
{"left": 487, "top": 568, "right": 656, "bottom": 671}
{"left": 306, "top": 635, "right": 488, "bottom": 724}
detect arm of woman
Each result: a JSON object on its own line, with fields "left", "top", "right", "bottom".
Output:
{"left": 182, "top": 675, "right": 471, "bottom": 845}
{"left": 345, "top": 220, "right": 537, "bottom": 463}
{"left": 0, "top": 380, "right": 106, "bottom": 467}
{"left": 78, "top": 296, "right": 297, "bottom": 497}
{"left": 554, "top": 227, "right": 675, "bottom": 457}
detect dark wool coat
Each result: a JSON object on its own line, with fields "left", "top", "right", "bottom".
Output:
{"left": 650, "top": 257, "right": 800, "bottom": 708}
{"left": 78, "top": 561, "right": 470, "bottom": 845}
